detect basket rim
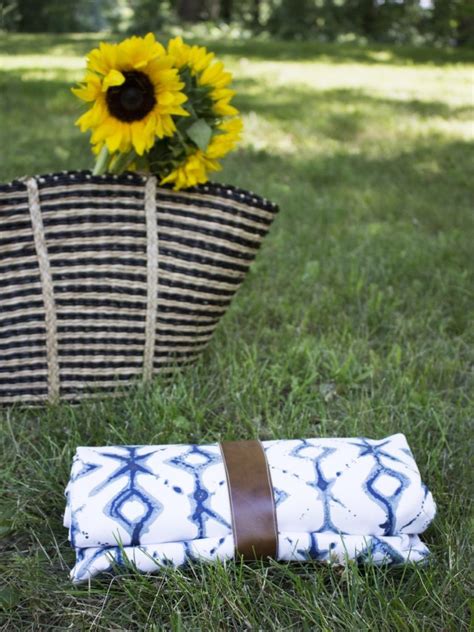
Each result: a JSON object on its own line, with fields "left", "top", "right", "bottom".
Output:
{"left": 0, "top": 170, "right": 279, "bottom": 214}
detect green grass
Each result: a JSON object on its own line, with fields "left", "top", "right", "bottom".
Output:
{"left": 1, "top": 33, "right": 473, "bottom": 630}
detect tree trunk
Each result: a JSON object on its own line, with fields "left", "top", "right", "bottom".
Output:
{"left": 360, "top": 0, "right": 377, "bottom": 37}
{"left": 252, "top": 0, "right": 261, "bottom": 26}
{"left": 207, "top": 0, "right": 220, "bottom": 20}
{"left": 220, "top": 0, "right": 232, "bottom": 22}
{"left": 456, "top": 1, "right": 474, "bottom": 46}
{"left": 457, "top": 14, "right": 474, "bottom": 46}
{"left": 177, "top": 0, "right": 203, "bottom": 22}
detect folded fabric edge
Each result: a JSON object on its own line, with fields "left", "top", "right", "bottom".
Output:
{"left": 70, "top": 532, "right": 432, "bottom": 583}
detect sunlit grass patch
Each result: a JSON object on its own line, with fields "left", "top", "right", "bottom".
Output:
{"left": 0, "top": 54, "right": 85, "bottom": 71}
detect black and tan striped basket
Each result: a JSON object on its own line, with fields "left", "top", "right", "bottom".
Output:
{"left": 0, "top": 171, "right": 278, "bottom": 405}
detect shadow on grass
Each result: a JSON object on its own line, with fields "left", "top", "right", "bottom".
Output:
{"left": 197, "top": 38, "right": 474, "bottom": 66}
{"left": 0, "top": 33, "right": 105, "bottom": 56}
{"left": 226, "top": 139, "right": 473, "bottom": 232}
{"left": 2, "top": 33, "right": 474, "bottom": 66}
{"left": 0, "top": 72, "right": 90, "bottom": 181}
{"left": 2, "top": 71, "right": 469, "bottom": 126}
{"left": 1, "top": 70, "right": 468, "bottom": 145}
{"left": 233, "top": 79, "right": 472, "bottom": 125}
{"left": 0, "top": 71, "right": 472, "bottom": 237}
{"left": 224, "top": 139, "right": 472, "bottom": 337}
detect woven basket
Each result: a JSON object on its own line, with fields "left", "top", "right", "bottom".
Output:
{"left": 0, "top": 171, "right": 278, "bottom": 405}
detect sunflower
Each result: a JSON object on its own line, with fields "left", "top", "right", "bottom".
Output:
{"left": 161, "top": 118, "right": 243, "bottom": 189}
{"left": 151, "top": 37, "right": 243, "bottom": 190}
{"left": 167, "top": 36, "right": 238, "bottom": 118}
{"left": 72, "top": 33, "right": 189, "bottom": 158}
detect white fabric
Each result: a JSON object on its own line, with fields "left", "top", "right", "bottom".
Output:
{"left": 64, "top": 434, "right": 436, "bottom": 582}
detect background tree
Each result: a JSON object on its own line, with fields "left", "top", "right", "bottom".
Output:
{"left": 456, "top": 0, "right": 474, "bottom": 46}
{"left": 2, "top": 0, "right": 473, "bottom": 48}
{"left": 432, "top": 0, "right": 474, "bottom": 46}
{"left": 267, "top": 0, "right": 318, "bottom": 39}
{"left": 9, "top": 0, "right": 81, "bottom": 32}
{"left": 251, "top": 0, "right": 261, "bottom": 27}
{"left": 220, "top": 0, "right": 233, "bottom": 22}
{"left": 176, "top": 0, "right": 205, "bottom": 21}
{"left": 124, "top": 0, "right": 172, "bottom": 33}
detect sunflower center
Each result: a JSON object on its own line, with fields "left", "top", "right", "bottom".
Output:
{"left": 106, "top": 71, "right": 156, "bottom": 123}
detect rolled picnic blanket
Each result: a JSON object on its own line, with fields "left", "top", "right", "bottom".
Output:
{"left": 64, "top": 433, "right": 436, "bottom": 582}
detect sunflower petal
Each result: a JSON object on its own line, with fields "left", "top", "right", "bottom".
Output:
{"left": 213, "top": 101, "right": 239, "bottom": 116}
{"left": 102, "top": 69, "right": 125, "bottom": 92}
{"left": 72, "top": 72, "right": 102, "bottom": 101}
{"left": 87, "top": 42, "right": 118, "bottom": 75}
{"left": 130, "top": 121, "right": 147, "bottom": 155}
{"left": 157, "top": 91, "right": 175, "bottom": 106}
{"left": 105, "top": 122, "right": 125, "bottom": 153}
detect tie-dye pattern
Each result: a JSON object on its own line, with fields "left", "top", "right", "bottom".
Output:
{"left": 64, "top": 433, "right": 436, "bottom": 582}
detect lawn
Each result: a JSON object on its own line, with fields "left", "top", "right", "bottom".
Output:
{"left": 0, "top": 33, "right": 473, "bottom": 630}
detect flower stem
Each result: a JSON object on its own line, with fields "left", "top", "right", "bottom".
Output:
{"left": 93, "top": 145, "right": 110, "bottom": 175}
{"left": 109, "top": 150, "right": 137, "bottom": 174}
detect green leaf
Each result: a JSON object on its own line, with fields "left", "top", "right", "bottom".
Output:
{"left": 185, "top": 119, "right": 213, "bottom": 152}
{"left": 0, "top": 524, "right": 12, "bottom": 538}
{"left": 0, "top": 586, "right": 20, "bottom": 611}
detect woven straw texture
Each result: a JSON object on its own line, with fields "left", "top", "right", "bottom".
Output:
{"left": 0, "top": 171, "right": 278, "bottom": 405}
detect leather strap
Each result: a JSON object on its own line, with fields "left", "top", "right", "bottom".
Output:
{"left": 220, "top": 440, "right": 278, "bottom": 559}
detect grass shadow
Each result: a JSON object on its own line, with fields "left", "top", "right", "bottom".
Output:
{"left": 233, "top": 80, "right": 472, "bottom": 124}
{"left": 1, "top": 33, "right": 474, "bottom": 66}
{"left": 198, "top": 37, "right": 474, "bottom": 66}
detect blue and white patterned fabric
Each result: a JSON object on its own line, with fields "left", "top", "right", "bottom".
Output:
{"left": 64, "top": 434, "right": 436, "bottom": 582}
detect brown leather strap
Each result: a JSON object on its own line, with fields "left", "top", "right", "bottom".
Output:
{"left": 220, "top": 440, "right": 278, "bottom": 559}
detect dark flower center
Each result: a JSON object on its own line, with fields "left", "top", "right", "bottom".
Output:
{"left": 106, "top": 70, "right": 156, "bottom": 122}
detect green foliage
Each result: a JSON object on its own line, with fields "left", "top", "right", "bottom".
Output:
{"left": 0, "top": 0, "right": 19, "bottom": 31}
{"left": 0, "top": 34, "right": 473, "bottom": 629}
{"left": 2, "top": 1, "right": 473, "bottom": 48}
{"left": 123, "top": 0, "right": 174, "bottom": 34}
{"left": 340, "top": 0, "right": 426, "bottom": 43}
{"left": 3, "top": 0, "right": 84, "bottom": 32}
{"left": 431, "top": 0, "right": 474, "bottom": 46}
{"left": 265, "top": 0, "right": 474, "bottom": 46}
{"left": 134, "top": 65, "right": 219, "bottom": 178}
{"left": 267, "top": 0, "right": 319, "bottom": 39}
{"left": 1, "top": 0, "right": 117, "bottom": 33}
